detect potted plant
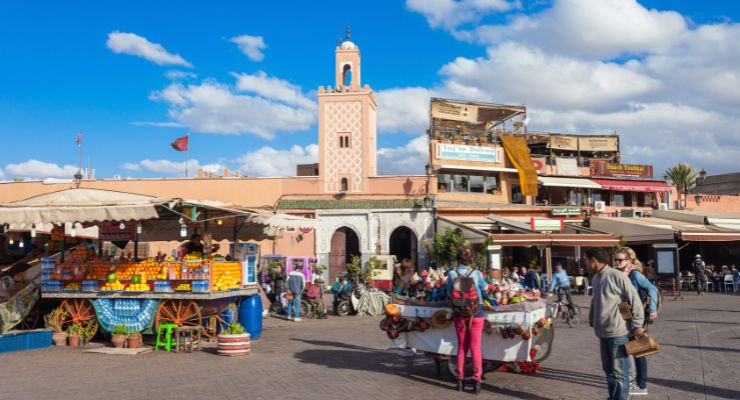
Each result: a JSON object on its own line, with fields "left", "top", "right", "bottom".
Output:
{"left": 217, "top": 322, "right": 250, "bottom": 357}
{"left": 67, "top": 324, "right": 82, "bottom": 347}
{"left": 111, "top": 325, "right": 127, "bottom": 348}
{"left": 44, "top": 308, "right": 68, "bottom": 346}
{"left": 126, "top": 330, "right": 142, "bottom": 349}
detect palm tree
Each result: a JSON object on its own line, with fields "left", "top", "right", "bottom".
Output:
{"left": 663, "top": 163, "right": 698, "bottom": 209}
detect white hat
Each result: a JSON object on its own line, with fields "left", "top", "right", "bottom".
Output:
{"left": 695, "top": 254, "right": 701, "bottom": 258}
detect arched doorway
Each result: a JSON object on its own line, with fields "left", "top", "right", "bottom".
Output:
{"left": 329, "top": 227, "right": 360, "bottom": 280}
{"left": 389, "top": 226, "right": 417, "bottom": 268}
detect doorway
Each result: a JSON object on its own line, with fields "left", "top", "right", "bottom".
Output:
{"left": 329, "top": 227, "right": 360, "bottom": 280}
{"left": 389, "top": 226, "right": 418, "bottom": 268}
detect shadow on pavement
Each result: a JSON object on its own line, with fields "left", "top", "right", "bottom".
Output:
{"left": 293, "top": 347, "right": 552, "bottom": 399}
{"left": 662, "top": 344, "right": 740, "bottom": 353}
{"left": 649, "top": 377, "right": 740, "bottom": 399}
{"left": 665, "top": 319, "right": 740, "bottom": 325}
{"left": 695, "top": 309, "right": 740, "bottom": 313}
{"left": 535, "top": 367, "right": 605, "bottom": 388}
{"left": 290, "top": 338, "right": 382, "bottom": 352}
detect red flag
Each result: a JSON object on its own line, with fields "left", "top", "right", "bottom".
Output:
{"left": 76, "top": 132, "right": 82, "bottom": 148}
{"left": 171, "top": 135, "right": 189, "bottom": 151}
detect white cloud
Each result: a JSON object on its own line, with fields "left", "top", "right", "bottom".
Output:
{"left": 233, "top": 71, "right": 315, "bottom": 109}
{"left": 165, "top": 70, "right": 197, "bottom": 80}
{"left": 377, "top": 136, "right": 429, "bottom": 175}
{"left": 230, "top": 35, "right": 267, "bottom": 62}
{"left": 236, "top": 144, "right": 318, "bottom": 176}
{"left": 0, "top": 169, "right": 5, "bottom": 179}
{"left": 406, "top": 0, "right": 518, "bottom": 30}
{"left": 4, "top": 160, "right": 79, "bottom": 180}
{"left": 122, "top": 159, "right": 224, "bottom": 176}
{"left": 397, "top": 0, "right": 740, "bottom": 174}
{"left": 149, "top": 74, "right": 315, "bottom": 139}
{"left": 377, "top": 87, "right": 437, "bottom": 134}
{"left": 107, "top": 31, "right": 192, "bottom": 67}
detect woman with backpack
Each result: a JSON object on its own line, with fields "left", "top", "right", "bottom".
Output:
{"left": 447, "top": 244, "right": 488, "bottom": 394}
{"left": 614, "top": 247, "right": 659, "bottom": 396}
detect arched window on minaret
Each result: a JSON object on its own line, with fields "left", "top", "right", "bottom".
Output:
{"left": 343, "top": 64, "right": 352, "bottom": 87}
{"left": 340, "top": 178, "right": 348, "bottom": 192}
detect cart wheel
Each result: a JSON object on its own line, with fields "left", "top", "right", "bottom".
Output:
{"left": 20, "top": 302, "right": 41, "bottom": 330}
{"left": 566, "top": 306, "right": 581, "bottom": 328}
{"left": 155, "top": 299, "right": 202, "bottom": 333}
{"left": 59, "top": 299, "right": 99, "bottom": 339}
{"left": 300, "top": 300, "right": 314, "bottom": 319}
{"left": 336, "top": 301, "right": 350, "bottom": 316}
{"left": 532, "top": 325, "right": 555, "bottom": 363}
{"left": 202, "top": 303, "right": 237, "bottom": 339}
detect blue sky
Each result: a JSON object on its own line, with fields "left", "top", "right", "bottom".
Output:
{"left": 1, "top": 1, "right": 739, "bottom": 180}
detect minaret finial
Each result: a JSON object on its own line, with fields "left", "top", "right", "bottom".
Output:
{"left": 337, "top": 35, "right": 341, "bottom": 46}
{"left": 345, "top": 25, "right": 351, "bottom": 41}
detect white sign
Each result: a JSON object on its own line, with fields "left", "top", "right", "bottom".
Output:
{"left": 530, "top": 218, "right": 563, "bottom": 231}
{"left": 435, "top": 143, "right": 503, "bottom": 163}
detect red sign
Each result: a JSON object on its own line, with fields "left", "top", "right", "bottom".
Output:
{"left": 590, "top": 161, "right": 653, "bottom": 178}
{"left": 531, "top": 157, "right": 546, "bottom": 172}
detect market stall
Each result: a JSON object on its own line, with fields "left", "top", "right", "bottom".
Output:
{"left": 0, "top": 188, "right": 316, "bottom": 342}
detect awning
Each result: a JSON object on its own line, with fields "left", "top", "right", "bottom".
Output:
{"left": 591, "top": 179, "right": 671, "bottom": 192}
{"left": 436, "top": 165, "right": 519, "bottom": 173}
{"left": 679, "top": 231, "right": 740, "bottom": 242}
{"left": 538, "top": 176, "right": 601, "bottom": 189}
{"left": 490, "top": 234, "right": 551, "bottom": 246}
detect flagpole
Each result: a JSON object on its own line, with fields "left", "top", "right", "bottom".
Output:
{"left": 185, "top": 133, "right": 189, "bottom": 178}
{"left": 79, "top": 130, "right": 83, "bottom": 174}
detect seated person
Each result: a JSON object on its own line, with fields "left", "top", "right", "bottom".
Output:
{"left": 331, "top": 275, "right": 353, "bottom": 312}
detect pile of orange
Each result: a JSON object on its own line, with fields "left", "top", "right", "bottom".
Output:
{"left": 211, "top": 262, "right": 242, "bottom": 291}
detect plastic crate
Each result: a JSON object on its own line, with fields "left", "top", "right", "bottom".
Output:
{"left": 24, "top": 329, "right": 52, "bottom": 350}
{"left": 0, "top": 332, "right": 26, "bottom": 353}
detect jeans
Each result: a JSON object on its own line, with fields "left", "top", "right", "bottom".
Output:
{"left": 557, "top": 288, "right": 577, "bottom": 316}
{"left": 287, "top": 297, "right": 301, "bottom": 319}
{"left": 453, "top": 317, "right": 485, "bottom": 382}
{"left": 600, "top": 334, "right": 631, "bottom": 400}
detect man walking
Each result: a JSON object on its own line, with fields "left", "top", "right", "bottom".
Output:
{"left": 286, "top": 267, "right": 306, "bottom": 321}
{"left": 692, "top": 254, "right": 707, "bottom": 295}
{"left": 586, "top": 247, "right": 645, "bottom": 400}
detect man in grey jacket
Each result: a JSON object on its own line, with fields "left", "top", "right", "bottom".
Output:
{"left": 586, "top": 247, "right": 645, "bottom": 400}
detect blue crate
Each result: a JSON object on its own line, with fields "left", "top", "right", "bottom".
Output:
{"left": 0, "top": 332, "right": 25, "bottom": 353}
{"left": 24, "top": 329, "right": 52, "bottom": 350}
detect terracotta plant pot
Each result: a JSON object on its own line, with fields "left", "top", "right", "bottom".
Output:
{"left": 217, "top": 333, "right": 251, "bottom": 356}
{"left": 68, "top": 334, "right": 80, "bottom": 347}
{"left": 111, "top": 335, "right": 127, "bottom": 348}
{"left": 52, "top": 332, "right": 68, "bottom": 346}
{"left": 126, "top": 336, "right": 142, "bottom": 349}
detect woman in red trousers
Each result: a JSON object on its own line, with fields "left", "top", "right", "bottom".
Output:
{"left": 447, "top": 245, "right": 489, "bottom": 394}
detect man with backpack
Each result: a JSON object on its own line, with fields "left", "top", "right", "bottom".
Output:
{"left": 614, "top": 248, "right": 659, "bottom": 396}
{"left": 692, "top": 254, "right": 707, "bottom": 296}
{"left": 447, "top": 244, "right": 489, "bottom": 394}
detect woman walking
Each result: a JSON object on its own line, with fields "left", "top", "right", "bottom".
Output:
{"left": 447, "top": 244, "right": 488, "bottom": 394}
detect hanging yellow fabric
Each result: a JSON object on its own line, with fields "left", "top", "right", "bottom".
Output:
{"left": 500, "top": 135, "right": 538, "bottom": 197}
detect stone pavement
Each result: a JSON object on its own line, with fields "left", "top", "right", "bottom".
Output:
{"left": 1, "top": 293, "right": 738, "bottom": 400}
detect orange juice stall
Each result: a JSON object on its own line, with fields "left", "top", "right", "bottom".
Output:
{"left": 0, "top": 188, "right": 316, "bottom": 342}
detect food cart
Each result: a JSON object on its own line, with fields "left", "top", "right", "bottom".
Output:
{"left": 380, "top": 297, "right": 554, "bottom": 378}
{"left": 0, "top": 188, "right": 316, "bottom": 340}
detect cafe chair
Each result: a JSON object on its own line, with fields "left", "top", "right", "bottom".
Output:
{"left": 724, "top": 275, "right": 737, "bottom": 293}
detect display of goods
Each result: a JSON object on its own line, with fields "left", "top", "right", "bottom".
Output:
{"left": 212, "top": 262, "right": 241, "bottom": 291}
{"left": 101, "top": 280, "right": 124, "bottom": 291}
{"left": 64, "top": 283, "right": 81, "bottom": 291}
{"left": 90, "top": 299, "right": 159, "bottom": 333}
{"left": 154, "top": 281, "right": 173, "bottom": 293}
{"left": 125, "top": 282, "right": 150, "bottom": 291}
{"left": 175, "top": 283, "right": 191, "bottom": 292}
{"left": 67, "top": 246, "right": 97, "bottom": 262}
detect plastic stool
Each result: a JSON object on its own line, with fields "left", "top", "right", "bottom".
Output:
{"left": 155, "top": 323, "right": 179, "bottom": 352}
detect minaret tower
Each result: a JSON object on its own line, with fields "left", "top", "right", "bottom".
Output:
{"left": 318, "top": 26, "right": 378, "bottom": 193}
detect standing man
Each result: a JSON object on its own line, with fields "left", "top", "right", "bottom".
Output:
{"left": 692, "top": 254, "right": 707, "bottom": 296}
{"left": 586, "top": 247, "right": 645, "bottom": 400}
{"left": 286, "top": 266, "right": 306, "bottom": 321}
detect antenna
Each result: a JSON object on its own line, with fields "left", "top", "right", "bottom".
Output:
{"left": 346, "top": 25, "right": 351, "bottom": 41}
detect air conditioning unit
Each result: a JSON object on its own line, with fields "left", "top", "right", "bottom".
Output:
{"left": 658, "top": 203, "right": 668, "bottom": 210}
{"left": 594, "top": 201, "right": 606, "bottom": 212}
{"left": 633, "top": 210, "right": 644, "bottom": 218}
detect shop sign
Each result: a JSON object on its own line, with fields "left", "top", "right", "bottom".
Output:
{"left": 590, "top": 161, "right": 653, "bottom": 178}
{"left": 551, "top": 207, "right": 582, "bottom": 216}
{"left": 549, "top": 135, "right": 578, "bottom": 151}
{"left": 431, "top": 100, "right": 479, "bottom": 123}
{"left": 578, "top": 136, "right": 619, "bottom": 152}
{"left": 531, "top": 156, "right": 546, "bottom": 172}
{"left": 555, "top": 157, "right": 579, "bottom": 176}
{"left": 530, "top": 218, "right": 564, "bottom": 231}
{"left": 435, "top": 143, "right": 503, "bottom": 163}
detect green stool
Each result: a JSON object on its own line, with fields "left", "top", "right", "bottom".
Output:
{"left": 155, "top": 323, "right": 179, "bottom": 352}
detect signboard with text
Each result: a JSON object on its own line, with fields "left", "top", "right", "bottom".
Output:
{"left": 579, "top": 136, "right": 619, "bottom": 152}
{"left": 530, "top": 218, "right": 564, "bottom": 231}
{"left": 590, "top": 161, "right": 653, "bottom": 178}
{"left": 551, "top": 207, "right": 582, "bottom": 216}
{"left": 435, "top": 143, "right": 503, "bottom": 163}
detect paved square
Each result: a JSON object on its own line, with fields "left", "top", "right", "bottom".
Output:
{"left": 1, "top": 293, "right": 738, "bottom": 400}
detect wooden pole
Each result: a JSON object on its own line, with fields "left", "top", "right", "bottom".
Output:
{"left": 545, "top": 245, "right": 553, "bottom": 285}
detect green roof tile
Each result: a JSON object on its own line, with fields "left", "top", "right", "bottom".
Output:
{"left": 277, "top": 199, "right": 423, "bottom": 210}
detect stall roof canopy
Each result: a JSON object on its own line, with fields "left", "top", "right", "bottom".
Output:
{"left": 591, "top": 179, "right": 671, "bottom": 192}
{"left": 538, "top": 176, "right": 602, "bottom": 189}
{"left": 589, "top": 216, "right": 740, "bottom": 243}
{"left": 0, "top": 188, "right": 317, "bottom": 241}
{"left": 489, "top": 233, "right": 618, "bottom": 247}
{"left": 653, "top": 209, "right": 740, "bottom": 230}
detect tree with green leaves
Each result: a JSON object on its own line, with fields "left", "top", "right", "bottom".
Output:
{"left": 431, "top": 227, "right": 465, "bottom": 269}
{"left": 663, "top": 163, "right": 698, "bottom": 209}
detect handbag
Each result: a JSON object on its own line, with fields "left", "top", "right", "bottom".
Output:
{"left": 626, "top": 333, "right": 660, "bottom": 358}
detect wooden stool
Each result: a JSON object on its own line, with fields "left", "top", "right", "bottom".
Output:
{"left": 175, "top": 326, "right": 202, "bottom": 353}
